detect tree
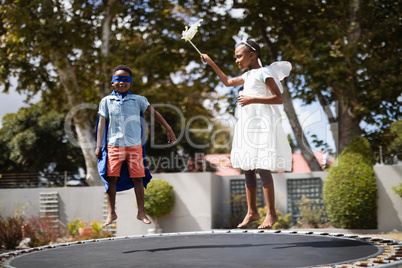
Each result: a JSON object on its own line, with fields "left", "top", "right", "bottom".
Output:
{"left": 279, "top": 0, "right": 401, "bottom": 152}
{"left": 185, "top": 0, "right": 322, "bottom": 170}
{"left": 389, "top": 120, "right": 402, "bottom": 157}
{"left": 2, "top": 0, "right": 398, "bottom": 181}
{"left": 385, "top": 119, "right": 402, "bottom": 163}
{"left": 194, "top": 0, "right": 401, "bottom": 157}
{"left": 0, "top": 0, "right": 217, "bottom": 184}
{"left": 0, "top": 102, "right": 84, "bottom": 173}
{"left": 1, "top": 0, "right": 107, "bottom": 184}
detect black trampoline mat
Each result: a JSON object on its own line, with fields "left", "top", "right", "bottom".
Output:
{"left": 8, "top": 231, "right": 382, "bottom": 268}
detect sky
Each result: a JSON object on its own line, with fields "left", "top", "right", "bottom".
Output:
{"left": 0, "top": 85, "right": 336, "bottom": 155}
{"left": 0, "top": 1, "right": 336, "bottom": 158}
{"left": 214, "top": 86, "right": 337, "bottom": 154}
{"left": 280, "top": 99, "right": 336, "bottom": 153}
{"left": 0, "top": 90, "right": 41, "bottom": 127}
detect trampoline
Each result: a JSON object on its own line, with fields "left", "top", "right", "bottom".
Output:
{"left": 2, "top": 230, "right": 402, "bottom": 268}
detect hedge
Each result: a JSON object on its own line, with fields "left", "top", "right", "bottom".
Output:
{"left": 144, "top": 179, "right": 175, "bottom": 229}
{"left": 323, "top": 136, "right": 377, "bottom": 229}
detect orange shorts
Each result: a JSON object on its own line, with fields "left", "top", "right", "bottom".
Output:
{"left": 107, "top": 145, "right": 145, "bottom": 178}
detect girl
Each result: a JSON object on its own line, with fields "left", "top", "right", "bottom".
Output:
{"left": 201, "top": 40, "right": 292, "bottom": 229}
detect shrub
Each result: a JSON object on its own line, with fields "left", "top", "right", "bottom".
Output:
{"left": 229, "top": 190, "right": 265, "bottom": 229}
{"left": 392, "top": 183, "right": 402, "bottom": 198}
{"left": 67, "top": 219, "right": 113, "bottom": 240}
{"left": 229, "top": 193, "right": 248, "bottom": 228}
{"left": 91, "top": 221, "right": 103, "bottom": 237}
{"left": 67, "top": 218, "right": 84, "bottom": 237}
{"left": 0, "top": 216, "right": 24, "bottom": 249}
{"left": 297, "top": 196, "right": 323, "bottom": 228}
{"left": 144, "top": 179, "right": 175, "bottom": 230}
{"left": 22, "top": 216, "right": 65, "bottom": 247}
{"left": 253, "top": 207, "right": 291, "bottom": 230}
{"left": 323, "top": 136, "right": 377, "bottom": 229}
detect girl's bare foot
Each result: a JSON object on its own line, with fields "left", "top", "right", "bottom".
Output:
{"left": 237, "top": 212, "right": 260, "bottom": 228}
{"left": 137, "top": 214, "right": 151, "bottom": 225}
{"left": 257, "top": 213, "right": 278, "bottom": 229}
{"left": 103, "top": 213, "right": 117, "bottom": 227}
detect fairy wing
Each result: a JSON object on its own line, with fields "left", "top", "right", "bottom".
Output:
{"left": 267, "top": 61, "right": 292, "bottom": 93}
{"left": 268, "top": 61, "right": 292, "bottom": 80}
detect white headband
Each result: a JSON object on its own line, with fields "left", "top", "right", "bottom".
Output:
{"left": 240, "top": 40, "right": 256, "bottom": 51}
{"left": 240, "top": 39, "right": 262, "bottom": 66}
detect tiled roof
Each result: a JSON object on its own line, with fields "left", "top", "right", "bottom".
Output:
{"left": 292, "top": 151, "right": 334, "bottom": 173}
{"left": 204, "top": 154, "right": 240, "bottom": 176}
{"left": 205, "top": 152, "right": 334, "bottom": 175}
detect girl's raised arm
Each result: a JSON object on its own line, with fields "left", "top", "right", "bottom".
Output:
{"left": 201, "top": 54, "right": 244, "bottom": 87}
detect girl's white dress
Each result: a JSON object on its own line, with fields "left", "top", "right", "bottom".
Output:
{"left": 230, "top": 62, "right": 292, "bottom": 171}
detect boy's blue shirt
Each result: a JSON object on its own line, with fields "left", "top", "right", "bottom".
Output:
{"left": 98, "top": 89, "right": 150, "bottom": 147}
{"left": 95, "top": 90, "right": 152, "bottom": 192}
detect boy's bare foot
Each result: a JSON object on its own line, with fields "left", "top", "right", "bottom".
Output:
{"left": 237, "top": 212, "right": 260, "bottom": 228}
{"left": 137, "top": 214, "right": 151, "bottom": 225}
{"left": 257, "top": 213, "right": 278, "bottom": 229}
{"left": 103, "top": 213, "right": 117, "bottom": 227}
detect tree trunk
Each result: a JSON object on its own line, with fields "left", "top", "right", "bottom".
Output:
{"left": 50, "top": 0, "right": 119, "bottom": 186}
{"left": 75, "top": 119, "right": 101, "bottom": 186}
{"left": 53, "top": 53, "right": 103, "bottom": 186}
{"left": 334, "top": 0, "right": 361, "bottom": 153}
{"left": 336, "top": 95, "right": 361, "bottom": 153}
{"left": 101, "top": 0, "right": 118, "bottom": 96}
{"left": 259, "top": 24, "right": 321, "bottom": 171}
{"left": 316, "top": 91, "right": 339, "bottom": 151}
{"left": 283, "top": 84, "right": 322, "bottom": 171}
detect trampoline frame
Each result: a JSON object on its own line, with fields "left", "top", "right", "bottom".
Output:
{"left": 1, "top": 229, "right": 402, "bottom": 268}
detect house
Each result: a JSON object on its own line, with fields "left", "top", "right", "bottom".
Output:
{"left": 205, "top": 152, "right": 334, "bottom": 175}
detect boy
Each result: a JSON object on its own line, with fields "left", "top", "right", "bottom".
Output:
{"left": 95, "top": 65, "right": 176, "bottom": 226}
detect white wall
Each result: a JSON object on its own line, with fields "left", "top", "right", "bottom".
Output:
{"left": 0, "top": 187, "right": 105, "bottom": 225}
{"left": 219, "top": 172, "right": 329, "bottom": 227}
{"left": 374, "top": 165, "right": 402, "bottom": 232}
{"left": 0, "top": 173, "right": 222, "bottom": 236}
{"left": 115, "top": 172, "right": 221, "bottom": 236}
{"left": 0, "top": 168, "right": 401, "bottom": 236}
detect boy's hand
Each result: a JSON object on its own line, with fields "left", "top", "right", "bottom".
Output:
{"left": 95, "top": 146, "right": 102, "bottom": 159}
{"left": 145, "top": 105, "right": 177, "bottom": 144}
{"left": 167, "top": 128, "right": 177, "bottom": 144}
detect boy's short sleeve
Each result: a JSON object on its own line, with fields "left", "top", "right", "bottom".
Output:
{"left": 259, "top": 68, "right": 274, "bottom": 84}
{"left": 137, "top": 95, "right": 150, "bottom": 112}
{"left": 98, "top": 98, "right": 108, "bottom": 119}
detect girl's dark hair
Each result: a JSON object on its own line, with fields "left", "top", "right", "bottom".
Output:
{"left": 236, "top": 40, "right": 261, "bottom": 58}
{"left": 113, "top": 65, "right": 133, "bottom": 77}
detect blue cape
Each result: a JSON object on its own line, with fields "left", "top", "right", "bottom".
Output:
{"left": 95, "top": 92, "right": 152, "bottom": 192}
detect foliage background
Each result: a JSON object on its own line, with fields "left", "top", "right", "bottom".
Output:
{"left": 0, "top": 0, "right": 400, "bottom": 181}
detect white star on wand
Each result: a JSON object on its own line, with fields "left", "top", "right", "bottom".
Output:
{"left": 182, "top": 19, "right": 203, "bottom": 55}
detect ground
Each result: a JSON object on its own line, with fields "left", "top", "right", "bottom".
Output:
{"left": 362, "top": 232, "right": 402, "bottom": 241}
{"left": 1, "top": 231, "right": 402, "bottom": 267}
